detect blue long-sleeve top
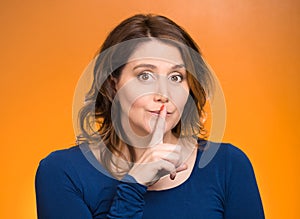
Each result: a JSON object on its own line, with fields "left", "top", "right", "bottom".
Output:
{"left": 35, "top": 141, "right": 265, "bottom": 219}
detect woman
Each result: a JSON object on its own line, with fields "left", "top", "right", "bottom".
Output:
{"left": 35, "top": 14, "right": 265, "bottom": 218}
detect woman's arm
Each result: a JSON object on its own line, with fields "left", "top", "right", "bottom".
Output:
{"left": 107, "top": 175, "right": 147, "bottom": 218}
{"left": 35, "top": 154, "right": 147, "bottom": 219}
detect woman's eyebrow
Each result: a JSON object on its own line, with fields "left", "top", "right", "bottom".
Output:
{"left": 171, "top": 64, "right": 186, "bottom": 70}
{"left": 133, "top": 63, "right": 186, "bottom": 70}
{"left": 133, "top": 64, "right": 157, "bottom": 70}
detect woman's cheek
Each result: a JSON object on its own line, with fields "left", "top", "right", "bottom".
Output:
{"left": 167, "top": 81, "right": 189, "bottom": 112}
{"left": 129, "top": 99, "right": 154, "bottom": 134}
{"left": 170, "top": 91, "right": 189, "bottom": 116}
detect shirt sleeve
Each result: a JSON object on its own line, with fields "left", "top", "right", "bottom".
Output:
{"left": 224, "top": 145, "right": 265, "bottom": 219}
{"left": 107, "top": 174, "right": 147, "bottom": 218}
{"left": 35, "top": 152, "right": 147, "bottom": 219}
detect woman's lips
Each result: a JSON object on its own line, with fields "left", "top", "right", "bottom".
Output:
{"left": 148, "top": 110, "right": 172, "bottom": 116}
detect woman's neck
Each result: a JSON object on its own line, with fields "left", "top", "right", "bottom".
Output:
{"left": 132, "top": 131, "right": 178, "bottom": 160}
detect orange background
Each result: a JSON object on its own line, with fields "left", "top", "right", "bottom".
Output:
{"left": 1, "top": 0, "right": 299, "bottom": 218}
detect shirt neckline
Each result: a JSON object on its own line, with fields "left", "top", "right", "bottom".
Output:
{"left": 78, "top": 140, "right": 212, "bottom": 191}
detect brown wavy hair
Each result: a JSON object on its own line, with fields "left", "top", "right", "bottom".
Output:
{"left": 77, "top": 14, "right": 214, "bottom": 177}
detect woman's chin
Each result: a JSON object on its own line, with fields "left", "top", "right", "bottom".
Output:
{"left": 129, "top": 124, "right": 152, "bottom": 137}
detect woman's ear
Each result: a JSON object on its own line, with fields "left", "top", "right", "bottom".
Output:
{"left": 104, "top": 76, "right": 118, "bottom": 102}
{"left": 110, "top": 75, "right": 118, "bottom": 91}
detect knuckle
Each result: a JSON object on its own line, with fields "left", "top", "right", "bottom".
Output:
{"left": 151, "top": 151, "right": 159, "bottom": 159}
{"left": 176, "top": 145, "right": 182, "bottom": 153}
{"left": 173, "top": 153, "right": 180, "bottom": 161}
{"left": 166, "top": 163, "right": 175, "bottom": 172}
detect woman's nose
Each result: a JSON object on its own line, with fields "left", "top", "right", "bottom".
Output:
{"left": 153, "top": 75, "right": 169, "bottom": 103}
{"left": 153, "top": 93, "right": 169, "bottom": 103}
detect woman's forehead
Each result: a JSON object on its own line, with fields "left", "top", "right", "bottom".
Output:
{"left": 127, "top": 40, "right": 184, "bottom": 65}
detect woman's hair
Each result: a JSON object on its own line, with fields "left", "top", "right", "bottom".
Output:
{"left": 77, "top": 14, "right": 214, "bottom": 177}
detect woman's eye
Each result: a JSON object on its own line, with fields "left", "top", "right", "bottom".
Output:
{"left": 169, "top": 74, "right": 183, "bottom": 83}
{"left": 137, "top": 72, "right": 154, "bottom": 81}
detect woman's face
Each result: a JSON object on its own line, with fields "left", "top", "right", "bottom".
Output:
{"left": 113, "top": 40, "right": 190, "bottom": 138}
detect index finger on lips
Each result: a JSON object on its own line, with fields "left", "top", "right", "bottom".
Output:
{"left": 149, "top": 104, "right": 167, "bottom": 146}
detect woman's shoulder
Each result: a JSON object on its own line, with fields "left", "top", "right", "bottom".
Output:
{"left": 36, "top": 143, "right": 115, "bottom": 184}
{"left": 197, "top": 140, "right": 253, "bottom": 170}
{"left": 35, "top": 145, "right": 86, "bottom": 185}
{"left": 194, "top": 140, "right": 258, "bottom": 192}
{"left": 35, "top": 145, "right": 86, "bottom": 195}
{"left": 38, "top": 145, "right": 82, "bottom": 169}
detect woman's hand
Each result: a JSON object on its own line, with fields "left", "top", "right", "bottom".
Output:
{"left": 128, "top": 105, "right": 188, "bottom": 186}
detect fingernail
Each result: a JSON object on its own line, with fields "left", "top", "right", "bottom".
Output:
{"left": 159, "top": 104, "right": 167, "bottom": 119}
{"left": 170, "top": 173, "right": 176, "bottom": 180}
